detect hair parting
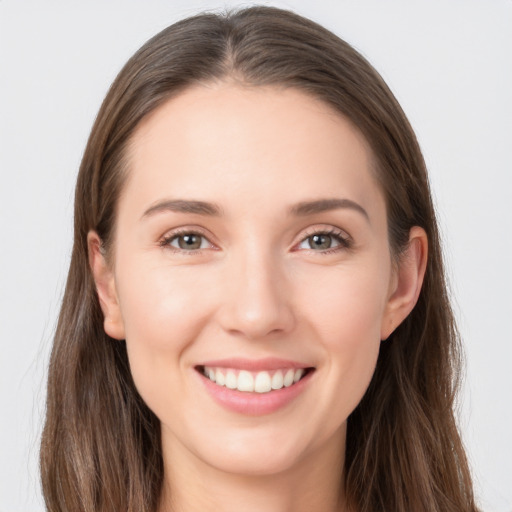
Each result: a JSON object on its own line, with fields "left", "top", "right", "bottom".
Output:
{"left": 40, "top": 6, "right": 478, "bottom": 512}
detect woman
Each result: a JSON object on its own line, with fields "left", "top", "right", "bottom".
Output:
{"left": 40, "top": 6, "right": 478, "bottom": 512}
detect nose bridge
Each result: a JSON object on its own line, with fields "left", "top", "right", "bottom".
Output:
{"left": 219, "top": 238, "right": 294, "bottom": 339}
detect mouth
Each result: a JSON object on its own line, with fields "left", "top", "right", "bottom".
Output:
{"left": 195, "top": 365, "right": 315, "bottom": 394}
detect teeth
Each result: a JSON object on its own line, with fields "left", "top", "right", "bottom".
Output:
{"left": 215, "top": 369, "right": 225, "bottom": 386}
{"left": 202, "top": 366, "right": 308, "bottom": 393}
{"left": 225, "top": 371, "right": 237, "bottom": 389}
{"left": 271, "top": 370, "right": 284, "bottom": 390}
{"left": 254, "top": 371, "right": 272, "bottom": 393}
{"left": 283, "top": 369, "right": 294, "bottom": 387}
{"left": 237, "top": 370, "right": 254, "bottom": 392}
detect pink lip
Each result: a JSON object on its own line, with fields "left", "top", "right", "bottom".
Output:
{"left": 197, "top": 357, "right": 310, "bottom": 372}
{"left": 195, "top": 364, "right": 315, "bottom": 416}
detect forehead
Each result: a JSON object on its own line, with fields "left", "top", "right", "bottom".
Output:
{"left": 121, "top": 82, "right": 384, "bottom": 221}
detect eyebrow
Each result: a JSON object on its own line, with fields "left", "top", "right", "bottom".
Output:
{"left": 289, "top": 198, "right": 369, "bottom": 221}
{"left": 141, "top": 197, "right": 369, "bottom": 221}
{"left": 141, "top": 199, "right": 222, "bottom": 219}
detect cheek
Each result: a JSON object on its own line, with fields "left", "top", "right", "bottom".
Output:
{"left": 295, "top": 263, "right": 388, "bottom": 408}
{"left": 298, "top": 262, "right": 389, "bottom": 345}
{"left": 117, "top": 259, "right": 213, "bottom": 343}
{"left": 114, "top": 260, "right": 216, "bottom": 405}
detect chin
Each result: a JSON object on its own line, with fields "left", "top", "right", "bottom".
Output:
{"left": 184, "top": 418, "right": 342, "bottom": 478}
{"left": 206, "top": 443, "right": 306, "bottom": 477}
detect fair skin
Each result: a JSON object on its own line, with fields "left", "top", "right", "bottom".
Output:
{"left": 89, "top": 82, "right": 427, "bottom": 512}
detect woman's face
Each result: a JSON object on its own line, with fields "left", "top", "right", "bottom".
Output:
{"left": 99, "top": 83, "right": 401, "bottom": 476}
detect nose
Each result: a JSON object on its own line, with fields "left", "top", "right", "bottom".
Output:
{"left": 217, "top": 248, "right": 295, "bottom": 340}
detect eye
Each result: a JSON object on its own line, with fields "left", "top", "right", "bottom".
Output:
{"left": 296, "top": 229, "right": 351, "bottom": 252}
{"left": 161, "top": 231, "right": 212, "bottom": 251}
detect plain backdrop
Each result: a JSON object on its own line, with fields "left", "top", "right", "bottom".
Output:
{"left": 1, "top": 1, "right": 511, "bottom": 511}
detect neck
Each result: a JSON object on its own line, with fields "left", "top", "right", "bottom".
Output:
{"left": 158, "top": 426, "right": 347, "bottom": 512}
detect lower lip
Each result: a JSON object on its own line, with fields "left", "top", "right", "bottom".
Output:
{"left": 197, "top": 369, "right": 314, "bottom": 415}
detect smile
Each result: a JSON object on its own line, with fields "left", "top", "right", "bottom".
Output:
{"left": 195, "top": 358, "right": 315, "bottom": 415}
{"left": 200, "top": 366, "right": 309, "bottom": 393}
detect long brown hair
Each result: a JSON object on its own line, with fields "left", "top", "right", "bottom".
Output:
{"left": 40, "top": 6, "right": 478, "bottom": 512}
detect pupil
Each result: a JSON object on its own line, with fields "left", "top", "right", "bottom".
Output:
{"left": 310, "top": 234, "right": 331, "bottom": 250}
{"left": 179, "top": 234, "right": 201, "bottom": 249}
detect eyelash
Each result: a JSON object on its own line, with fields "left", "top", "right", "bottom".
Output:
{"left": 159, "top": 226, "right": 352, "bottom": 255}
{"left": 159, "top": 227, "right": 213, "bottom": 255}
{"left": 297, "top": 227, "right": 352, "bottom": 255}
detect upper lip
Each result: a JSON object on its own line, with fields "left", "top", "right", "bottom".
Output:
{"left": 196, "top": 357, "right": 313, "bottom": 372}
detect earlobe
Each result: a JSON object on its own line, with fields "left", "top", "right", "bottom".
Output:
{"left": 87, "top": 231, "right": 125, "bottom": 340}
{"left": 381, "top": 226, "right": 428, "bottom": 340}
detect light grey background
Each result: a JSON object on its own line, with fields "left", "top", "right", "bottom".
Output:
{"left": 1, "top": 1, "right": 511, "bottom": 510}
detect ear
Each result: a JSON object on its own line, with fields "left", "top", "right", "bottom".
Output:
{"left": 381, "top": 226, "right": 428, "bottom": 340}
{"left": 87, "top": 231, "right": 125, "bottom": 340}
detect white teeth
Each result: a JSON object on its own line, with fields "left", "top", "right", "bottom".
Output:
{"left": 283, "top": 369, "right": 295, "bottom": 387}
{"left": 293, "top": 369, "right": 304, "bottom": 383}
{"left": 271, "top": 370, "right": 284, "bottom": 390}
{"left": 237, "top": 370, "right": 254, "bottom": 392}
{"left": 215, "top": 369, "right": 225, "bottom": 386}
{"left": 254, "top": 371, "right": 272, "bottom": 393}
{"left": 225, "top": 371, "right": 237, "bottom": 389}
{"left": 203, "top": 366, "right": 308, "bottom": 393}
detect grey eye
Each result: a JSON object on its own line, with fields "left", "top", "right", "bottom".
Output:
{"left": 306, "top": 234, "right": 336, "bottom": 250}
{"left": 297, "top": 231, "right": 348, "bottom": 252}
{"left": 170, "top": 233, "right": 208, "bottom": 250}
